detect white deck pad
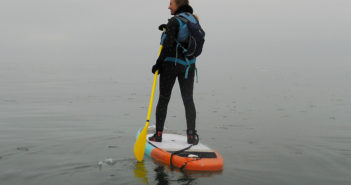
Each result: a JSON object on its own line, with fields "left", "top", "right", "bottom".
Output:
{"left": 147, "top": 133, "right": 213, "bottom": 152}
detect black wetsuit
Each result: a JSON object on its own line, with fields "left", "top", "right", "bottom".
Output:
{"left": 154, "top": 5, "right": 197, "bottom": 132}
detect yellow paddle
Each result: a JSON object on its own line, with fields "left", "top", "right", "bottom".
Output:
{"left": 134, "top": 45, "right": 163, "bottom": 162}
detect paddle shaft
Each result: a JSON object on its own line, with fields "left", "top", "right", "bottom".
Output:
{"left": 145, "top": 45, "right": 162, "bottom": 124}
{"left": 134, "top": 45, "right": 163, "bottom": 162}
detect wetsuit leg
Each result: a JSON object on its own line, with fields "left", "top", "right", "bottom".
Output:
{"left": 155, "top": 64, "right": 177, "bottom": 132}
{"left": 177, "top": 65, "right": 196, "bottom": 131}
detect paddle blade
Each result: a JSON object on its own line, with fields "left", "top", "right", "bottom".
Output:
{"left": 134, "top": 123, "right": 149, "bottom": 162}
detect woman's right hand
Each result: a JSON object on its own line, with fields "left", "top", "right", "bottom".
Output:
{"left": 158, "top": 24, "right": 167, "bottom": 31}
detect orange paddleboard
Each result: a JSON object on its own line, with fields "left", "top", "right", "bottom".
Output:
{"left": 137, "top": 127, "right": 223, "bottom": 172}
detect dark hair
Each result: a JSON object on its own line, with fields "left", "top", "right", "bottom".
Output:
{"left": 175, "top": 0, "right": 189, "bottom": 6}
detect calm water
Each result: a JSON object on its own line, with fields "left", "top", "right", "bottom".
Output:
{"left": 1, "top": 61, "right": 350, "bottom": 185}
{"left": 1, "top": 0, "right": 351, "bottom": 184}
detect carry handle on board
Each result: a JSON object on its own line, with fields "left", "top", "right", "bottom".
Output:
{"left": 133, "top": 44, "right": 163, "bottom": 162}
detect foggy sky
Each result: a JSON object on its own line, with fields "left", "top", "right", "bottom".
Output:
{"left": 1, "top": 0, "right": 350, "bottom": 86}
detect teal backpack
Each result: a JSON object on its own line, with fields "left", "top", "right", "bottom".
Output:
{"left": 160, "top": 12, "right": 205, "bottom": 80}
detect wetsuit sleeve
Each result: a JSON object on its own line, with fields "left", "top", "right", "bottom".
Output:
{"left": 157, "top": 17, "right": 179, "bottom": 62}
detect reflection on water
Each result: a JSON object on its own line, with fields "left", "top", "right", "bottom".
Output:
{"left": 134, "top": 161, "right": 222, "bottom": 185}
{"left": 134, "top": 162, "right": 149, "bottom": 184}
{"left": 154, "top": 166, "right": 170, "bottom": 185}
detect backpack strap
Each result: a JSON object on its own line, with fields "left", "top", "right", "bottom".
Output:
{"left": 160, "top": 31, "right": 166, "bottom": 45}
{"left": 164, "top": 57, "right": 198, "bottom": 82}
{"left": 164, "top": 57, "right": 196, "bottom": 66}
{"left": 175, "top": 17, "right": 185, "bottom": 28}
{"left": 176, "top": 16, "right": 189, "bottom": 24}
{"left": 177, "top": 12, "right": 197, "bottom": 24}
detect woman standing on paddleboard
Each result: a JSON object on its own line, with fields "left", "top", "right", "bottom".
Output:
{"left": 149, "top": 0, "right": 204, "bottom": 145}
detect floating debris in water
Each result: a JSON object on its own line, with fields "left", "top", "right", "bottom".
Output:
{"left": 98, "top": 161, "right": 103, "bottom": 167}
{"left": 108, "top": 146, "right": 118, "bottom": 148}
{"left": 98, "top": 158, "right": 117, "bottom": 167}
